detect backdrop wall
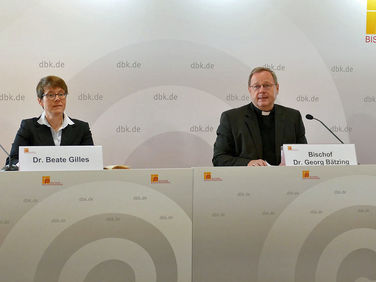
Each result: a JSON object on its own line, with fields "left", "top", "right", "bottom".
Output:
{"left": 1, "top": 0, "right": 375, "bottom": 167}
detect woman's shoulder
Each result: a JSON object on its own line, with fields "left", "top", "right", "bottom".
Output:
{"left": 68, "top": 117, "right": 90, "bottom": 127}
{"left": 19, "top": 117, "right": 41, "bottom": 126}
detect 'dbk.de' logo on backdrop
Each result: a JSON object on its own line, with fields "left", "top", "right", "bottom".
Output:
{"left": 365, "top": 0, "right": 376, "bottom": 43}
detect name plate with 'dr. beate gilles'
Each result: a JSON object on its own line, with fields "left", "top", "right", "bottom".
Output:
{"left": 282, "top": 144, "right": 357, "bottom": 166}
{"left": 19, "top": 146, "right": 103, "bottom": 171}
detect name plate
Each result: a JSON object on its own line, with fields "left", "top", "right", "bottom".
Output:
{"left": 282, "top": 144, "right": 357, "bottom": 166}
{"left": 19, "top": 146, "right": 103, "bottom": 171}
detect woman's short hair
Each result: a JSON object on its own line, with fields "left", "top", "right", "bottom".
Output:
{"left": 36, "top": 76, "right": 68, "bottom": 99}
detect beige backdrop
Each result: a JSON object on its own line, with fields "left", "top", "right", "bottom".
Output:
{"left": 1, "top": 0, "right": 375, "bottom": 167}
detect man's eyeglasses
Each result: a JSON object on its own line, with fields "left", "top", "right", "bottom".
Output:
{"left": 250, "top": 83, "right": 276, "bottom": 91}
{"left": 42, "top": 93, "right": 68, "bottom": 100}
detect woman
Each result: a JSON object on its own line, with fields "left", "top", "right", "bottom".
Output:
{"left": 6, "top": 75, "right": 94, "bottom": 166}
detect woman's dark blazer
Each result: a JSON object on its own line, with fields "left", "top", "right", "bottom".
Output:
{"left": 7, "top": 117, "right": 93, "bottom": 165}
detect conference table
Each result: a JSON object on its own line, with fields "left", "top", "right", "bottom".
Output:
{"left": 1, "top": 165, "right": 375, "bottom": 282}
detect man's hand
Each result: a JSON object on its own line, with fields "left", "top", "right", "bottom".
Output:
{"left": 247, "top": 159, "right": 268, "bottom": 166}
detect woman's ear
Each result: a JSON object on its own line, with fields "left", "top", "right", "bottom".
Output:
{"left": 38, "top": 98, "right": 44, "bottom": 109}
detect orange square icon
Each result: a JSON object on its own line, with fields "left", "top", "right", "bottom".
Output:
{"left": 24, "top": 148, "right": 29, "bottom": 153}
{"left": 302, "top": 170, "right": 310, "bottom": 179}
{"left": 151, "top": 174, "right": 159, "bottom": 183}
{"left": 204, "top": 172, "right": 211, "bottom": 180}
{"left": 288, "top": 146, "right": 292, "bottom": 150}
{"left": 42, "top": 176, "right": 50, "bottom": 184}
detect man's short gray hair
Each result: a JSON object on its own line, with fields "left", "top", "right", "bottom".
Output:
{"left": 248, "top": 67, "right": 278, "bottom": 86}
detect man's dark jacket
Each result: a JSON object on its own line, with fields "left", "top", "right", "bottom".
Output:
{"left": 212, "top": 103, "right": 307, "bottom": 166}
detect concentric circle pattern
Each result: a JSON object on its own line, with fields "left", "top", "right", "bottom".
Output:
{"left": 0, "top": 171, "right": 192, "bottom": 282}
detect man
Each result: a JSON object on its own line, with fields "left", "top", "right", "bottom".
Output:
{"left": 213, "top": 67, "right": 307, "bottom": 166}
{"left": 5, "top": 75, "right": 94, "bottom": 167}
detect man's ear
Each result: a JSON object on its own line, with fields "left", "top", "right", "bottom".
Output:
{"left": 248, "top": 86, "right": 252, "bottom": 95}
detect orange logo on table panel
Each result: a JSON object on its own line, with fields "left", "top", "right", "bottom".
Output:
{"left": 42, "top": 176, "right": 50, "bottom": 184}
{"left": 151, "top": 174, "right": 159, "bottom": 183}
{"left": 204, "top": 172, "right": 212, "bottom": 180}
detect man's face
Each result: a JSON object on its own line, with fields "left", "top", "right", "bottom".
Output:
{"left": 38, "top": 86, "right": 66, "bottom": 117}
{"left": 248, "top": 71, "right": 279, "bottom": 111}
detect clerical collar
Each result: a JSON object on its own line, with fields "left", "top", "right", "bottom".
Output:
{"left": 251, "top": 103, "right": 275, "bottom": 116}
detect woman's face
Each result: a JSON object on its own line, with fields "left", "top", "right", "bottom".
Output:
{"left": 38, "top": 86, "right": 66, "bottom": 117}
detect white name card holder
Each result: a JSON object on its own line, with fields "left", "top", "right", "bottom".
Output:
{"left": 282, "top": 144, "right": 357, "bottom": 166}
{"left": 19, "top": 146, "right": 103, "bottom": 171}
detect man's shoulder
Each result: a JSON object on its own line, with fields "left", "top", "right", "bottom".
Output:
{"left": 275, "top": 104, "right": 301, "bottom": 115}
{"left": 275, "top": 104, "right": 303, "bottom": 122}
{"left": 222, "top": 104, "right": 251, "bottom": 117}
